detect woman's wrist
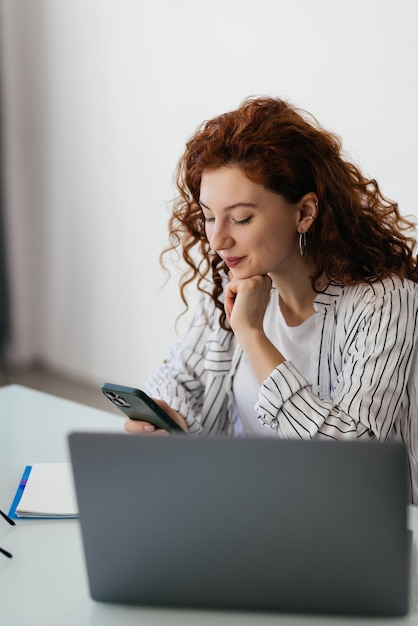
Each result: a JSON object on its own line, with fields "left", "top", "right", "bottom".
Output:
{"left": 235, "top": 328, "right": 285, "bottom": 385}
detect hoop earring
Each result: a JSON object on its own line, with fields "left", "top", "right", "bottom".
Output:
{"left": 299, "top": 232, "right": 307, "bottom": 257}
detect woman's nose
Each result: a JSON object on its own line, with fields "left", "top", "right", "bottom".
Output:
{"left": 208, "top": 222, "right": 234, "bottom": 253}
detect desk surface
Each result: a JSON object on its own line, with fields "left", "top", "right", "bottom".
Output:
{"left": 1, "top": 384, "right": 418, "bottom": 626}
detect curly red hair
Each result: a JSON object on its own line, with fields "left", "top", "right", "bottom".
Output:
{"left": 162, "top": 96, "right": 418, "bottom": 329}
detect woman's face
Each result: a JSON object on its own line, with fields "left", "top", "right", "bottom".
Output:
{"left": 199, "top": 166, "right": 304, "bottom": 280}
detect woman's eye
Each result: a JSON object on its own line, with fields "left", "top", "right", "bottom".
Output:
{"left": 203, "top": 216, "right": 215, "bottom": 224}
{"left": 232, "top": 215, "right": 253, "bottom": 225}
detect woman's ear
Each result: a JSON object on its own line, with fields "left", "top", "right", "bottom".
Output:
{"left": 297, "top": 193, "right": 319, "bottom": 233}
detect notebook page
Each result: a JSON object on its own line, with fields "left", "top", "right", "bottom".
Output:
{"left": 16, "top": 463, "right": 78, "bottom": 517}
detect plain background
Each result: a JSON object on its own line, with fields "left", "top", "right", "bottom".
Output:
{"left": 0, "top": 0, "right": 417, "bottom": 388}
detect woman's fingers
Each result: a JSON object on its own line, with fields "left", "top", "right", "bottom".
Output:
{"left": 225, "top": 274, "right": 272, "bottom": 331}
{"left": 152, "top": 399, "right": 188, "bottom": 432}
{"left": 123, "top": 419, "right": 169, "bottom": 435}
{"left": 123, "top": 398, "right": 188, "bottom": 435}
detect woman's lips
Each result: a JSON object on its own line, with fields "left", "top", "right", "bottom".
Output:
{"left": 224, "top": 256, "right": 246, "bottom": 268}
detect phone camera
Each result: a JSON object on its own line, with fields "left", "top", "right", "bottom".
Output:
{"left": 105, "top": 392, "right": 131, "bottom": 408}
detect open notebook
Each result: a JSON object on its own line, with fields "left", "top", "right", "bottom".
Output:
{"left": 9, "top": 463, "right": 78, "bottom": 519}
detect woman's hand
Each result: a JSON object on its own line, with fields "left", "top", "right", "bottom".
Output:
{"left": 225, "top": 272, "right": 285, "bottom": 384}
{"left": 225, "top": 272, "right": 272, "bottom": 336}
{"left": 123, "top": 398, "right": 188, "bottom": 435}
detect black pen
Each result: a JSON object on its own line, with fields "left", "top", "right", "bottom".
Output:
{"left": 0, "top": 510, "right": 15, "bottom": 526}
{"left": 0, "top": 546, "right": 12, "bottom": 558}
{"left": 0, "top": 510, "right": 15, "bottom": 558}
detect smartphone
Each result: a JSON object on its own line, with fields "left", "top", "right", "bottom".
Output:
{"left": 101, "top": 383, "right": 185, "bottom": 433}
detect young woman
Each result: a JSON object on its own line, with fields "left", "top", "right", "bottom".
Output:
{"left": 125, "top": 96, "right": 418, "bottom": 502}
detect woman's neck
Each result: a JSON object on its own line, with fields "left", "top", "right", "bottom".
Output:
{"left": 270, "top": 264, "right": 319, "bottom": 327}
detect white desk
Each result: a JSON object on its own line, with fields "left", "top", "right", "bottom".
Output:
{"left": 1, "top": 384, "right": 418, "bottom": 626}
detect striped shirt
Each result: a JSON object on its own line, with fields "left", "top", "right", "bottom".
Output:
{"left": 146, "top": 275, "right": 418, "bottom": 502}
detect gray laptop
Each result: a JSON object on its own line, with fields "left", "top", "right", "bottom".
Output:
{"left": 68, "top": 433, "right": 410, "bottom": 616}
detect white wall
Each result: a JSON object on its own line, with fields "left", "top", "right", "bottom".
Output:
{"left": 1, "top": 0, "right": 417, "bottom": 387}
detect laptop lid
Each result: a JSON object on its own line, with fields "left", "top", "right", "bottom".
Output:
{"left": 68, "top": 433, "right": 410, "bottom": 616}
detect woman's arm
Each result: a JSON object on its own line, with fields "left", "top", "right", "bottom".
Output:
{"left": 142, "top": 294, "right": 231, "bottom": 435}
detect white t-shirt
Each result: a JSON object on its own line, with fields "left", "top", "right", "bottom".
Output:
{"left": 233, "top": 292, "right": 316, "bottom": 436}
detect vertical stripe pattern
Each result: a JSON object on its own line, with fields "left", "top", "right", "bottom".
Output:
{"left": 146, "top": 277, "right": 418, "bottom": 502}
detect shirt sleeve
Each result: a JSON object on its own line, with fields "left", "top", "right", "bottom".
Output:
{"left": 145, "top": 295, "right": 232, "bottom": 435}
{"left": 256, "top": 282, "right": 418, "bottom": 441}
